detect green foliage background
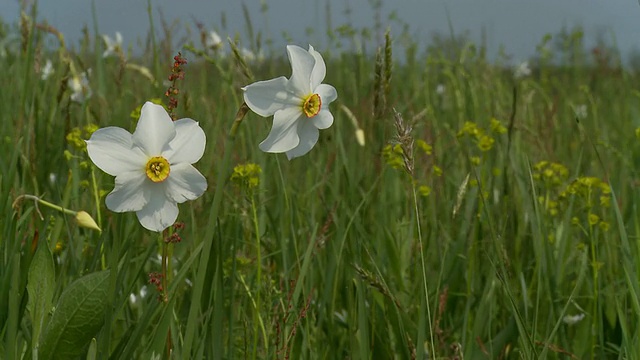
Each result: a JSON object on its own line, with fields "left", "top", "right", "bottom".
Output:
{"left": 1, "top": 3, "right": 640, "bottom": 359}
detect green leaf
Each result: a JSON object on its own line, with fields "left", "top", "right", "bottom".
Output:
{"left": 38, "top": 270, "right": 111, "bottom": 360}
{"left": 27, "top": 243, "right": 56, "bottom": 355}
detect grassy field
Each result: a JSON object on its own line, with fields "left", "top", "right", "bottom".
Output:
{"left": 2, "top": 5, "right": 640, "bottom": 360}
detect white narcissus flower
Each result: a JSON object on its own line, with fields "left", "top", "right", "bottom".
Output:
{"left": 102, "top": 32, "right": 123, "bottom": 58}
{"left": 242, "top": 45, "right": 337, "bottom": 159}
{"left": 41, "top": 59, "right": 54, "bottom": 80}
{"left": 86, "top": 102, "right": 207, "bottom": 232}
{"left": 68, "top": 70, "right": 92, "bottom": 103}
{"left": 574, "top": 104, "right": 588, "bottom": 119}
{"left": 205, "top": 30, "right": 222, "bottom": 50}
{"left": 514, "top": 61, "right": 531, "bottom": 79}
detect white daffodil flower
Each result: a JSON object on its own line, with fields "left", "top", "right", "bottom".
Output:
{"left": 205, "top": 30, "right": 222, "bottom": 50}
{"left": 242, "top": 44, "right": 337, "bottom": 159}
{"left": 102, "top": 32, "right": 123, "bottom": 58}
{"left": 41, "top": 59, "right": 54, "bottom": 80}
{"left": 86, "top": 102, "right": 207, "bottom": 232}
{"left": 68, "top": 70, "right": 92, "bottom": 103}
{"left": 574, "top": 104, "right": 588, "bottom": 119}
{"left": 514, "top": 61, "right": 531, "bottom": 79}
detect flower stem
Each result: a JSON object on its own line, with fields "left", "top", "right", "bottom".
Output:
{"left": 13, "top": 194, "right": 76, "bottom": 217}
{"left": 250, "top": 194, "right": 267, "bottom": 357}
{"left": 90, "top": 165, "right": 106, "bottom": 269}
{"left": 411, "top": 186, "right": 436, "bottom": 358}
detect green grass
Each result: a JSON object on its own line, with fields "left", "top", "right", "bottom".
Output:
{"left": 1, "top": 4, "right": 640, "bottom": 359}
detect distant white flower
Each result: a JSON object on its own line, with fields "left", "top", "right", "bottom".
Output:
{"left": 514, "top": 61, "right": 531, "bottom": 79}
{"left": 563, "top": 313, "right": 585, "bottom": 325}
{"left": 129, "top": 286, "right": 148, "bottom": 306}
{"left": 205, "top": 30, "right": 223, "bottom": 50}
{"left": 242, "top": 45, "right": 338, "bottom": 159}
{"left": 574, "top": 104, "right": 588, "bottom": 119}
{"left": 102, "top": 32, "right": 123, "bottom": 58}
{"left": 86, "top": 102, "right": 208, "bottom": 232}
{"left": 241, "top": 47, "right": 255, "bottom": 61}
{"left": 41, "top": 59, "right": 54, "bottom": 80}
{"left": 48, "top": 173, "right": 57, "bottom": 185}
{"left": 436, "top": 84, "right": 445, "bottom": 95}
{"left": 241, "top": 47, "right": 265, "bottom": 63}
{"left": 68, "top": 70, "right": 92, "bottom": 103}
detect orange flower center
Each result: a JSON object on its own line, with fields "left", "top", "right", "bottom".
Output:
{"left": 301, "top": 93, "right": 322, "bottom": 118}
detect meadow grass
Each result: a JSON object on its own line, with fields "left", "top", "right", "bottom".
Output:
{"left": 1, "top": 4, "right": 640, "bottom": 360}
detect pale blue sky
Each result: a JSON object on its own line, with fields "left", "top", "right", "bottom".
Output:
{"left": 2, "top": 0, "right": 640, "bottom": 61}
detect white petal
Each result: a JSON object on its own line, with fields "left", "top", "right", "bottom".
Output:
{"left": 286, "top": 120, "right": 319, "bottom": 160}
{"left": 315, "top": 84, "right": 337, "bottom": 105}
{"left": 287, "top": 45, "right": 314, "bottom": 94}
{"left": 259, "top": 107, "right": 303, "bottom": 153}
{"left": 102, "top": 35, "right": 112, "bottom": 47}
{"left": 308, "top": 45, "right": 326, "bottom": 90}
{"left": 242, "top": 77, "right": 299, "bottom": 117}
{"left": 165, "top": 163, "right": 207, "bottom": 203}
{"left": 133, "top": 102, "right": 176, "bottom": 156}
{"left": 163, "top": 119, "right": 206, "bottom": 164}
{"left": 105, "top": 171, "right": 150, "bottom": 212}
{"left": 312, "top": 109, "right": 333, "bottom": 130}
{"left": 87, "top": 127, "right": 147, "bottom": 176}
{"left": 136, "top": 194, "right": 178, "bottom": 232}
{"left": 115, "top": 32, "right": 123, "bottom": 44}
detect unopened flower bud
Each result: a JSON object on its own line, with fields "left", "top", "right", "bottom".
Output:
{"left": 75, "top": 211, "right": 101, "bottom": 232}
{"left": 355, "top": 129, "right": 365, "bottom": 147}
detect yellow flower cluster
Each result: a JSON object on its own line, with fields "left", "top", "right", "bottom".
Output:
{"left": 66, "top": 124, "right": 99, "bottom": 150}
{"left": 381, "top": 144, "right": 405, "bottom": 170}
{"left": 231, "top": 162, "right": 262, "bottom": 191}
{"left": 560, "top": 177, "right": 611, "bottom": 231}
{"left": 382, "top": 139, "right": 439, "bottom": 197}
{"left": 457, "top": 118, "right": 506, "bottom": 153}
{"left": 532, "top": 161, "right": 569, "bottom": 187}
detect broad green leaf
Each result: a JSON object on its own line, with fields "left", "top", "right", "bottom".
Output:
{"left": 27, "top": 243, "right": 56, "bottom": 357}
{"left": 39, "top": 270, "right": 111, "bottom": 360}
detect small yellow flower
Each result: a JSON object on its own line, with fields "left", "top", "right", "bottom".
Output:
{"left": 433, "top": 165, "right": 443, "bottom": 177}
{"left": 84, "top": 124, "right": 99, "bottom": 137}
{"left": 231, "top": 163, "right": 263, "bottom": 190}
{"left": 54, "top": 241, "right": 64, "bottom": 253}
{"left": 477, "top": 135, "right": 495, "bottom": 151}
{"left": 66, "top": 127, "right": 85, "bottom": 150}
{"left": 417, "top": 185, "right": 431, "bottom": 197}
{"left": 416, "top": 139, "right": 432, "bottom": 155}
{"left": 382, "top": 144, "right": 404, "bottom": 169}
{"left": 457, "top": 121, "right": 480, "bottom": 138}
{"left": 599, "top": 221, "right": 610, "bottom": 232}
{"left": 470, "top": 156, "right": 481, "bottom": 166}
{"left": 490, "top": 118, "right": 507, "bottom": 134}
{"left": 588, "top": 213, "right": 599, "bottom": 226}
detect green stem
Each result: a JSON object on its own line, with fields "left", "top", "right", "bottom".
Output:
{"left": 14, "top": 194, "right": 77, "bottom": 216}
{"left": 250, "top": 194, "right": 267, "bottom": 357}
{"left": 411, "top": 186, "right": 436, "bottom": 358}
{"left": 161, "top": 232, "right": 169, "bottom": 304}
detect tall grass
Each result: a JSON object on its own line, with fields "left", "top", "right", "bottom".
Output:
{"left": 1, "top": 3, "right": 639, "bottom": 359}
